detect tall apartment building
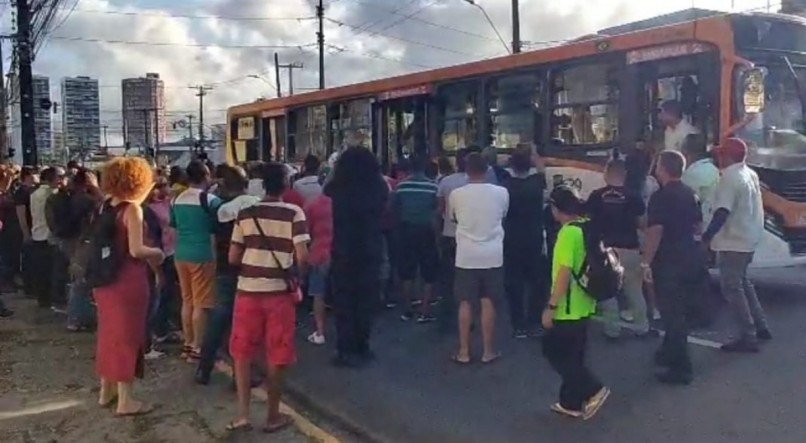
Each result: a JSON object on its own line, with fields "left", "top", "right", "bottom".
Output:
{"left": 61, "top": 76, "right": 101, "bottom": 153}
{"left": 122, "top": 73, "right": 166, "bottom": 149}
{"left": 9, "top": 74, "right": 52, "bottom": 161}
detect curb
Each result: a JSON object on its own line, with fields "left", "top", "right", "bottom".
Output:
{"left": 215, "top": 360, "right": 366, "bottom": 443}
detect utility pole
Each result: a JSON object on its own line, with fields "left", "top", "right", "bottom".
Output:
{"left": 274, "top": 52, "right": 283, "bottom": 97}
{"left": 102, "top": 124, "right": 108, "bottom": 152}
{"left": 0, "top": 40, "right": 7, "bottom": 160}
{"left": 16, "top": 0, "right": 37, "bottom": 165}
{"left": 143, "top": 109, "right": 151, "bottom": 156}
{"left": 190, "top": 85, "right": 213, "bottom": 152}
{"left": 186, "top": 114, "right": 194, "bottom": 141}
{"left": 154, "top": 107, "right": 161, "bottom": 160}
{"left": 317, "top": 0, "right": 325, "bottom": 89}
{"left": 278, "top": 61, "right": 304, "bottom": 95}
{"left": 512, "top": 0, "right": 521, "bottom": 53}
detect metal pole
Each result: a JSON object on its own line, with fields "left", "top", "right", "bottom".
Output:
{"left": 17, "top": 0, "right": 37, "bottom": 165}
{"left": 102, "top": 124, "right": 108, "bottom": 151}
{"left": 186, "top": 114, "right": 194, "bottom": 141}
{"left": 154, "top": 107, "right": 160, "bottom": 160}
{"left": 274, "top": 52, "right": 282, "bottom": 98}
{"left": 143, "top": 109, "right": 151, "bottom": 155}
{"left": 511, "top": 0, "right": 521, "bottom": 53}
{"left": 0, "top": 40, "right": 7, "bottom": 160}
{"left": 288, "top": 67, "right": 294, "bottom": 96}
{"left": 317, "top": 0, "right": 325, "bottom": 89}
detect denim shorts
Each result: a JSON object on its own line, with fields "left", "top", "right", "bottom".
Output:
{"left": 308, "top": 264, "right": 330, "bottom": 298}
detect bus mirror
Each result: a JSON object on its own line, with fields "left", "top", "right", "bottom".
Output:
{"left": 743, "top": 67, "right": 767, "bottom": 115}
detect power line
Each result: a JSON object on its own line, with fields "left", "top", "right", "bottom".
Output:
{"left": 325, "top": 43, "right": 434, "bottom": 69}
{"left": 340, "top": 0, "right": 499, "bottom": 42}
{"left": 326, "top": 17, "right": 483, "bottom": 57}
{"left": 62, "top": 8, "right": 316, "bottom": 22}
{"left": 48, "top": 35, "right": 318, "bottom": 50}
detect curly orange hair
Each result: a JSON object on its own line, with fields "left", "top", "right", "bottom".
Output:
{"left": 101, "top": 157, "right": 154, "bottom": 201}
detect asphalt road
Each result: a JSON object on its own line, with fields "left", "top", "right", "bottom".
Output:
{"left": 0, "top": 292, "right": 315, "bottom": 443}
{"left": 286, "top": 267, "right": 806, "bottom": 443}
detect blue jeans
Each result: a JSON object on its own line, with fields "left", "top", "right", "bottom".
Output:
{"left": 67, "top": 280, "right": 96, "bottom": 328}
{"left": 151, "top": 256, "right": 178, "bottom": 338}
{"left": 197, "top": 273, "right": 238, "bottom": 375}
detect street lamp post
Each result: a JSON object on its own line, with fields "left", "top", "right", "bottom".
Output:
{"left": 248, "top": 74, "right": 278, "bottom": 98}
{"left": 463, "top": 0, "right": 515, "bottom": 55}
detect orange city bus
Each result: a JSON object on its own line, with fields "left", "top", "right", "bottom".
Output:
{"left": 226, "top": 10, "right": 806, "bottom": 269}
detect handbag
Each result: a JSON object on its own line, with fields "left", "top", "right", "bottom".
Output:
{"left": 251, "top": 216, "right": 303, "bottom": 303}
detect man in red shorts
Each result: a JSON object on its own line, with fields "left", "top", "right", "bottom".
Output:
{"left": 227, "top": 162, "right": 310, "bottom": 433}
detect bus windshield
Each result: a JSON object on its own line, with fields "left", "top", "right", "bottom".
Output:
{"left": 737, "top": 64, "right": 806, "bottom": 170}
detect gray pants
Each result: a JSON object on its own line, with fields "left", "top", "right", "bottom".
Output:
{"left": 717, "top": 251, "right": 768, "bottom": 342}
{"left": 601, "top": 248, "right": 649, "bottom": 337}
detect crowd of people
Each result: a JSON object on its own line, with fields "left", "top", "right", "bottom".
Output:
{"left": 0, "top": 119, "right": 771, "bottom": 426}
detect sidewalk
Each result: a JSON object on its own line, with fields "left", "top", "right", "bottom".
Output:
{"left": 0, "top": 291, "right": 310, "bottom": 443}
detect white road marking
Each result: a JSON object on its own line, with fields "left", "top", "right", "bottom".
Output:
{"left": 0, "top": 399, "right": 83, "bottom": 420}
{"left": 591, "top": 317, "right": 724, "bottom": 349}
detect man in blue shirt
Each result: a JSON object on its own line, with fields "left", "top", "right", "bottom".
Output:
{"left": 393, "top": 155, "right": 439, "bottom": 323}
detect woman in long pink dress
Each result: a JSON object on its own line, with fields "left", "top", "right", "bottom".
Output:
{"left": 95, "top": 157, "right": 165, "bottom": 416}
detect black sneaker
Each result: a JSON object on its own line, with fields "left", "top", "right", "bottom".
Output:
{"left": 416, "top": 314, "right": 436, "bottom": 324}
{"left": 656, "top": 370, "right": 692, "bottom": 386}
{"left": 757, "top": 329, "right": 772, "bottom": 341}
{"left": 0, "top": 308, "right": 13, "bottom": 318}
{"left": 331, "top": 353, "right": 362, "bottom": 368}
{"left": 720, "top": 339, "right": 760, "bottom": 353}
{"left": 400, "top": 312, "right": 414, "bottom": 322}
{"left": 513, "top": 329, "right": 528, "bottom": 339}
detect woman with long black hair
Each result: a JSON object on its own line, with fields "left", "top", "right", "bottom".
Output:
{"left": 324, "top": 145, "right": 389, "bottom": 367}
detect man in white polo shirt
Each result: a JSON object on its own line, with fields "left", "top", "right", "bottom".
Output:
{"left": 660, "top": 100, "right": 699, "bottom": 152}
{"left": 702, "top": 138, "right": 770, "bottom": 353}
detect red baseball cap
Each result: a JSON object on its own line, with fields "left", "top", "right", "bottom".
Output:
{"left": 713, "top": 137, "right": 748, "bottom": 162}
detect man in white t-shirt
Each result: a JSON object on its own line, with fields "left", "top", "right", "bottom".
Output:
{"left": 660, "top": 100, "right": 699, "bottom": 152}
{"left": 293, "top": 154, "right": 323, "bottom": 204}
{"left": 448, "top": 153, "right": 509, "bottom": 364}
{"left": 702, "top": 138, "right": 769, "bottom": 353}
{"left": 681, "top": 133, "right": 719, "bottom": 225}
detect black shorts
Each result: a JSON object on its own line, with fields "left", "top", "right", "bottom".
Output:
{"left": 396, "top": 223, "right": 439, "bottom": 283}
{"left": 454, "top": 267, "right": 504, "bottom": 303}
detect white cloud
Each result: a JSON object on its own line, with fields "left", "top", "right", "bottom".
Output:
{"left": 15, "top": 0, "right": 776, "bottom": 144}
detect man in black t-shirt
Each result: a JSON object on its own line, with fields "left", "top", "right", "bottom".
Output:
{"left": 502, "top": 147, "right": 546, "bottom": 338}
{"left": 13, "top": 167, "right": 36, "bottom": 295}
{"left": 642, "top": 151, "right": 703, "bottom": 386}
{"left": 587, "top": 159, "right": 648, "bottom": 338}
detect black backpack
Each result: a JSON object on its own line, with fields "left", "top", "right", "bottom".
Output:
{"left": 72, "top": 200, "right": 128, "bottom": 289}
{"left": 46, "top": 190, "right": 82, "bottom": 239}
{"left": 570, "top": 220, "right": 624, "bottom": 302}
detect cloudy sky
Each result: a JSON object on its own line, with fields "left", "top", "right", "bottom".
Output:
{"left": 0, "top": 0, "right": 783, "bottom": 143}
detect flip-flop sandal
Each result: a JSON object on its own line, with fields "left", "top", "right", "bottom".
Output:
{"left": 186, "top": 350, "right": 201, "bottom": 363}
{"left": 226, "top": 420, "right": 253, "bottom": 433}
{"left": 451, "top": 354, "right": 471, "bottom": 365}
{"left": 263, "top": 414, "right": 292, "bottom": 434}
{"left": 180, "top": 345, "right": 192, "bottom": 359}
{"left": 99, "top": 395, "right": 118, "bottom": 409}
{"left": 115, "top": 403, "right": 155, "bottom": 418}
{"left": 481, "top": 353, "right": 502, "bottom": 364}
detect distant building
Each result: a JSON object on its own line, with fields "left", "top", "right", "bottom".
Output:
{"left": 61, "top": 76, "right": 101, "bottom": 154}
{"left": 9, "top": 74, "right": 53, "bottom": 162}
{"left": 122, "top": 73, "right": 166, "bottom": 150}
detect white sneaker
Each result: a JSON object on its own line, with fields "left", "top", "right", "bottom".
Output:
{"left": 307, "top": 332, "right": 326, "bottom": 345}
{"left": 144, "top": 349, "right": 166, "bottom": 360}
{"left": 619, "top": 310, "right": 634, "bottom": 323}
{"left": 653, "top": 309, "right": 662, "bottom": 321}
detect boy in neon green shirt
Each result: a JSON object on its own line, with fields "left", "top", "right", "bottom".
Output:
{"left": 541, "top": 186, "right": 609, "bottom": 420}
